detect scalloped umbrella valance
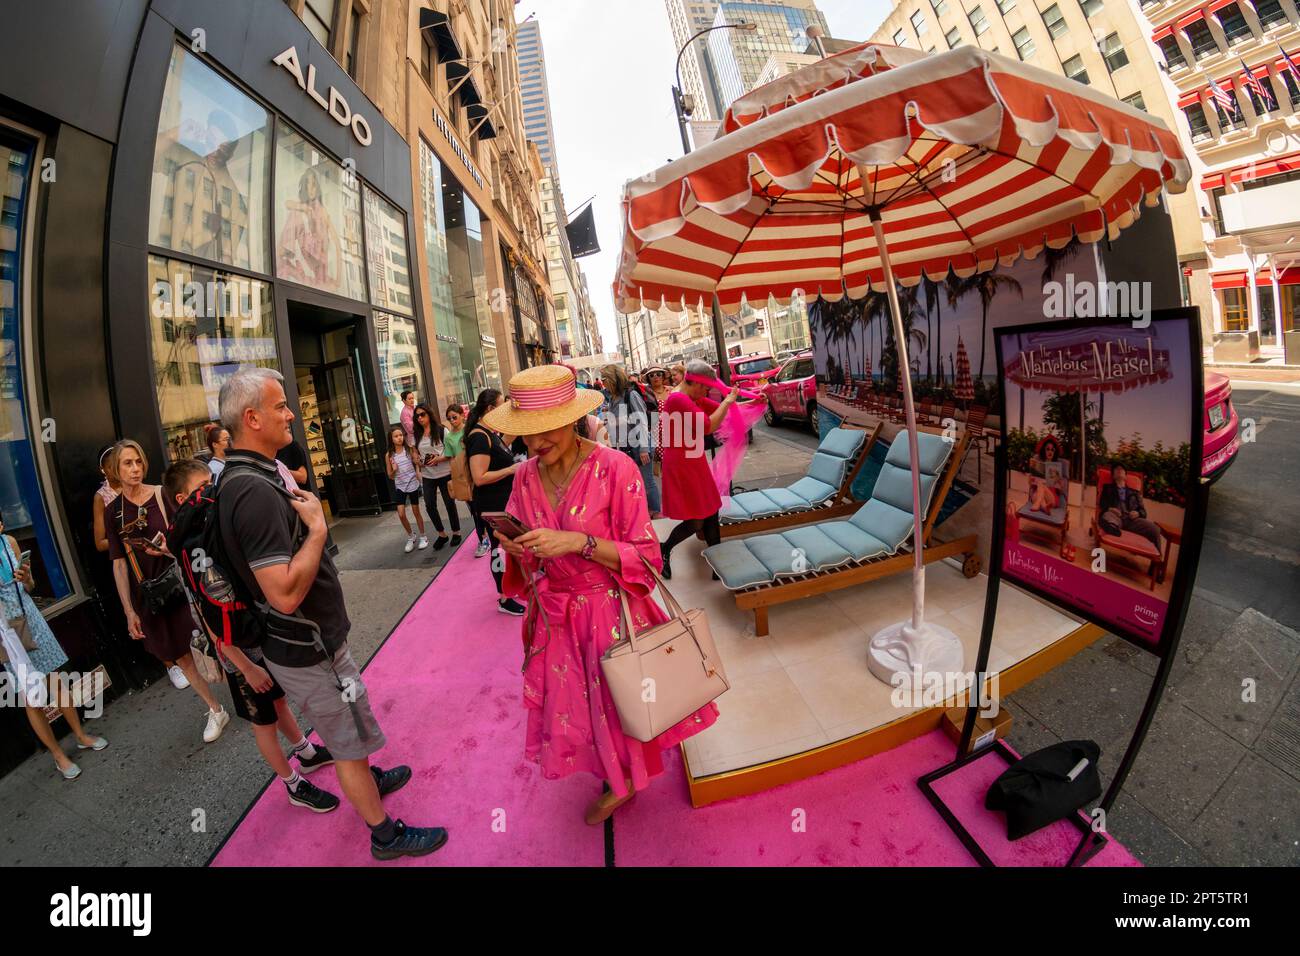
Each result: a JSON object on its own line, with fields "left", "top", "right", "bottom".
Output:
{"left": 614, "top": 45, "right": 1190, "bottom": 686}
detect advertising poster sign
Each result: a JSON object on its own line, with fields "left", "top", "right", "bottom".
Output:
{"left": 994, "top": 314, "right": 1202, "bottom": 653}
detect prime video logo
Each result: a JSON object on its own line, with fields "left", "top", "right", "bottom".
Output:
{"left": 50, "top": 886, "right": 151, "bottom": 936}
{"left": 1043, "top": 273, "right": 1151, "bottom": 328}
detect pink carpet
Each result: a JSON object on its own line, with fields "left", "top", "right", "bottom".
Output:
{"left": 211, "top": 539, "right": 606, "bottom": 866}
{"left": 212, "top": 540, "right": 1140, "bottom": 868}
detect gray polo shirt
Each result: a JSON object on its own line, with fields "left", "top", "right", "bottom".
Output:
{"left": 218, "top": 449, "right": 350, "bottom": 666}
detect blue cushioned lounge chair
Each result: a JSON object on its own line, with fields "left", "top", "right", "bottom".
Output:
{"left": 702, "top": 430, "right": 980, "bottom": 636}
{"left": 719, "top": 423, "right": 881, "bottom": 539}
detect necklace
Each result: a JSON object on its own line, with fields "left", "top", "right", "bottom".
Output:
{"left": 542, "top": 441, "right": 587, "bottom": 505}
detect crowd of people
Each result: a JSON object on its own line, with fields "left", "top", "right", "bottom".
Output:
{"left": 3, "top": 355, "right": 765, "bottom": 858}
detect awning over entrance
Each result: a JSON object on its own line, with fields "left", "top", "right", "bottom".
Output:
{"left": 1211, "top": 271, "right": 1247, "bottom": 289}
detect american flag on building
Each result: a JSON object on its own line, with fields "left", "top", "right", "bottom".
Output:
{"left": 1279, "top": 45, "right": 1300, "bottom": 88}
{"left": 1239, "top": 57, "right": 1274, "bottom": 109}
{"left": 1209, "top": 77, "right": 1237, "bottom": 115}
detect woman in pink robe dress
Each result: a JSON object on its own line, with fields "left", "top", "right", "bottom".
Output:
{"left": 489, "top": 365, "right": 719, "bottom": 825}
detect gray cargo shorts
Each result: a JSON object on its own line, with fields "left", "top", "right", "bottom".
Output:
{"left": 265, "top": 644, "right": 386, "bottom": 761}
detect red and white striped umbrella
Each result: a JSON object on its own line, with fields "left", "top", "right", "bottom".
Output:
{"left": 615, "top": 45, "right": 1189, "bottom": 679}
{"left": 615, "top": 45, "right": 1189, "bottom": 315}
{"left": 954, "top": 335, "right": 975, "bottom": 403}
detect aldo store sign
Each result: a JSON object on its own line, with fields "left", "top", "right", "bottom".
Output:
{"left": 273, "top": 46, "right": 373, "bottom": 146}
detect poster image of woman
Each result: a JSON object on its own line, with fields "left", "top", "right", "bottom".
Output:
{"left": 276, "top": 167, "right": 341, "bottom": 291}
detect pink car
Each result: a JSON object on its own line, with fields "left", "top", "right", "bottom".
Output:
{"left": 762, "top": 352, "right": 819, "bottom": 433}
{"left": 1202, "top": 371, "right": 1240, "bottom": 482}
{"left": 728, "top": 353, "right": 781, "bottom": 389}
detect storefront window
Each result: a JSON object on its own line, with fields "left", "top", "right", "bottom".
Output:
{"left": 1, "top": 131, "right": 71, "bottom": 605}
{"left": 149, "top": 44, "right": 270, "bottom": 273}
{"left": 375, "top": 311, "right": 424, "bottom": 423}
{"left": 273, "top": 120, "right": 366, "bottom": 302}
{"left": 363, "top": 187, "right": 413, "bottom": 315}
{"left": 148, "top": 255, "right": 277, "bottom": 460}
{"left": 418, "top": 140, "right": 506, "bottom": 403}
{"left": 1221, "top": 288, "right": 1249, "bottom": 331}
{"left": 420, "top": 140, "right": 468, "bottom": 406}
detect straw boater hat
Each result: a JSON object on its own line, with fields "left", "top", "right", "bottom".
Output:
{"left": 482, "top": 365, "right": 604, "bottom": 436}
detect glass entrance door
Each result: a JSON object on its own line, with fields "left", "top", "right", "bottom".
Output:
{"left": 312, "top": 357, "right": 380, "bottom": 515}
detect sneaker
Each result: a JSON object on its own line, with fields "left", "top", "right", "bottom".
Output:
{"left": 370, "top": 764, "right": 412, "bottom": 797}
{"left": 287, "top": 777, "right": 340, "bottom": 813}
{"left": 167, "top": 665, "right": 190, "bottom": 689}
{"left": 404, "top": 536, "right": 416, "bottom": 554}
{"left": 203, "top": 707, "right": 230, "bottom": 743}
{"left": 498, "top": 598, "right": 526, "bottom": 617}
{"left": 76, "top": 736, "right": 109, "bottom": 752}
{"left": 295, "top": 744, "right": 335, "bottom": 775}
{"left": 474, "top": 538, "right": 491, "bottom": 558}
{"left": 59, "top": 761, "right": 82, "bottom": 781}
{"left": 433, "top": 536, "right": 448, "bottom": 551}
{"left": 371, "top": 820, "right": 449, "bottom": 861}
{"left": 417, "top": 535, "right": 429, "bottom": 550}
{"left": 449, "top": 533, "right": 462, "bottom": 547}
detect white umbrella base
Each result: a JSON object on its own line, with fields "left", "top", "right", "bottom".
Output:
{"left": 867, "top": 619, "right": 965, "bottom": 689}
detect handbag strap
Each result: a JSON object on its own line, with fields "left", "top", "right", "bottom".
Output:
{"left": 614, "top": 554, "right": 716, "bottom": 678}
{"left": 1, "top": 537, "right": 26, "bottom": 615}
{"left": 118, "top": 497, "right": 146, "bottom": 586}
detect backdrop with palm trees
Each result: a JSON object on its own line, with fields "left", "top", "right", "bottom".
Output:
{"left": 809, "top": 244, "right": 1091, "bottom": 406}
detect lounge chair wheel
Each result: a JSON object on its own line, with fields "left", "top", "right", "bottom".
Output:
{"left": 961, "top": 553, "right": 981, "bottom": 578}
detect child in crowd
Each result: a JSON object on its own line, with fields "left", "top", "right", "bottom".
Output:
{"left": 385, "top": 425, "right": 428, "bottom": 553}
{"left": 162, "top": 459, "right": 340, "bottom": 812}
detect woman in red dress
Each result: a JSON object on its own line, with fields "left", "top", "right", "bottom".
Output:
{"left": 657, "top": 359, "right": 749, "bottom": 579}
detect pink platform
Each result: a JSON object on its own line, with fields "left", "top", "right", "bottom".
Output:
{"left": 211, "top": 539, "right": 1139, "bottom": 868}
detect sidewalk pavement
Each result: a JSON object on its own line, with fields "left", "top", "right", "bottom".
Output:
{"left": 2, "top": 421, "right": 1296, "bottom": 866}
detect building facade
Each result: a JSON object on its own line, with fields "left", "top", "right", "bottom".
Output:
{"left": 868, "top": 0, "right": 1209, "bottom": 341}
{"left": 666, "top": 0, "right": 727, "bottom": 123}
{"left": 707, "top": 0, "right": 831, "bottom": 109}
{"left": 517, "top": 17, "right": 600, "bottom": 360}
{"left": 515, "top": 18, "right": 558, "bottom": 167}
{"left": 0, "top": 0, "right": 559, "bottom": 774}
{"left": 1135, "top": 0, "right": 1300, "bottom": 361}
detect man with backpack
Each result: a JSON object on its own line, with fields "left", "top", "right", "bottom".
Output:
{"left": 163, "top": 458, "right": 339, "bottom": 814}
{"left": 214, "top": 367, "right": 448, "bottom": 861}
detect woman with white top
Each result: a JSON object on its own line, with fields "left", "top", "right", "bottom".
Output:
{"left": 385, "top": 425, "right": 428, "bottom": 553}
{"left": 414, "top": 403, "right": 460, "bottom": 551}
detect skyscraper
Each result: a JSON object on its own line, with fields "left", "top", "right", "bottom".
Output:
{"left": 707, "top": 0, "right": 831, "bottom": 110}
{"left": 517, "top": 17, "right": 598, "bottom": 358}
{"left": 516, "top": 19, "right": 558, "bottom": 168}
{"left": 664, "top": 0, "right": 726, "bottom": 122}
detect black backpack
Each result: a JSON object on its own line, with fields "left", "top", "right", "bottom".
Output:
{"left": 166, "top": 462, "right": 292, "bottom": 651}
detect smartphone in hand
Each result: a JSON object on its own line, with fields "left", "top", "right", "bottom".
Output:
{"left": 482, "top": 512, "right": 530, "bottom": 540}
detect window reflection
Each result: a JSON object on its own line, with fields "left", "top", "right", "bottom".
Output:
{"left": 274, "top": 120, "right": 367, "bottom": 301}
{"left": 0, "top": 131, "right": 71, "bottom": 605}
{"left": 364, "top": 187, "right": 413, "bottom": 314}
{"left": 149, "top": 44, "right": 270, "bottom": 272}
{"left": 375, "top": 311, "right": 424, "bottom": 423}
{"left": 148, "top": 256, "right": 277, "bottom": 461}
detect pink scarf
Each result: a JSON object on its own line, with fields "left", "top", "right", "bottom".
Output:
{"left": 685, "top": 374, "right": 768, "bottom": 499}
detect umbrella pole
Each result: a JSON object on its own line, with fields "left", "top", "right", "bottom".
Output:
{"left": 861, "top": 199, "right": 964, "bottom": 689}
{"left": 869, "top": 209, "right": 925, "bottom": 633}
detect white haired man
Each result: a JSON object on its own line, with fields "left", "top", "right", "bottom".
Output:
{"left": 216, "top": 368, "right": 447, "bottom": 860}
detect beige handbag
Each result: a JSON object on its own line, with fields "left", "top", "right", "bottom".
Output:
{"left": 600, "top": 557, "right": 729, "bottom": 743}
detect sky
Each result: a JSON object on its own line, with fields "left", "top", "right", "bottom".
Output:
{"left": 516, "top": 0, "right": 894, "bottom": 352}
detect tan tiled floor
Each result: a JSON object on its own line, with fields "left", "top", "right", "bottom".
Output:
{"left": 652, "top": 521, "right": 1083, "bottom": 778}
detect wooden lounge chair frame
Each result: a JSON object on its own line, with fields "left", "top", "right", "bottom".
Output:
{"left": 730, "top": 432, "right": 982, "bottom": 637}
{"left": 720, "top": 422, "right": 883, "bottom": 539}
